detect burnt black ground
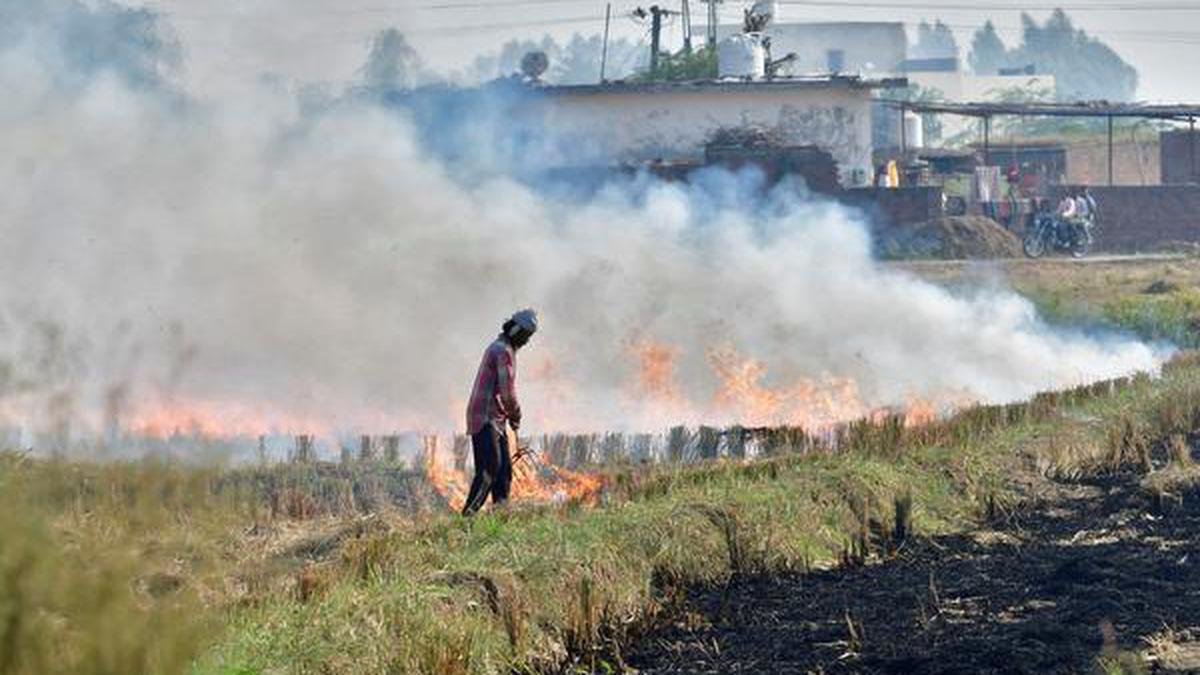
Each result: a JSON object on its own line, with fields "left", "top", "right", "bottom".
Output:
{"left": 625, "top": 473, "right": 1200, "bottom": 674}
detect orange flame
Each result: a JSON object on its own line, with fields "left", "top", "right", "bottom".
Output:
{"left": 707, "top": 347, "right": 871, "bottom": 429}
{"left": 422, "top": 429, "right": 605, "bottom": 511}
{"left": 124, "top": 398, "right": 330, "bottom": 438}
{"left": 631, "top": 340, "right": 683, "bottom": 403}
{"left": 901, "top": 397, "right": 939, "bottom": 428}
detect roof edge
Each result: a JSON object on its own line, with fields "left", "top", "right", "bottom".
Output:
{"left": 541, "top": 76, "right": 908, "bottom": 96}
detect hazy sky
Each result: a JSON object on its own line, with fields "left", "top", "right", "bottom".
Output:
{"left": 146, "top": 0, "right": 1200, "bottom": 101}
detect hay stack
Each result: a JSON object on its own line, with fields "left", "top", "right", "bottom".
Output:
{"left": 878, "top": 215, "right": 1023, "bottom": 260}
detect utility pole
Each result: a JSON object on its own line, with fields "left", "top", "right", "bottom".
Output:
{"left": 635, "top": 5, "right": 674, "bottom": 73}
{"left": 681, "top": 0, "right": 693, "bottom": 53}
{"left": 649, "top": 5, "right": 664, "bottom": 73}
{"left": 600, "top": 2, "right": 612, "bottom": 82}
{"left": 706, "top": 0, "right": 721, "bottom": 48}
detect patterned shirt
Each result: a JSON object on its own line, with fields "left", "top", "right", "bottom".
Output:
{"left": 466, "top": 337, "right": 521, "bottom": 434}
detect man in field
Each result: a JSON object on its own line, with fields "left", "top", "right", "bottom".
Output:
{"left": 461, "top": 308, "right": 538, "bottom": 515}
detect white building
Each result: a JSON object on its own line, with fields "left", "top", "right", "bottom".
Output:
{"left": 717, "top": 22, "right": 909, "bottom": 77}
{"left": 535, "top": 76, "right": 901, "bottom": 187}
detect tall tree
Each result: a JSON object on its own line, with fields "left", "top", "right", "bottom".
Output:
{"left": 968, "top": 21, "right": 1007, "bottom": 74}
{"left": 1, "top": 0, "right": 180, "bottom": 92}
{"left": 913, "top": 20, "right": 959, "bottom": 59}
{"left": 1009, "top": 9, "right": 1138, "bottom": 101}
{"left": 361, "top": 29, "right": 427, "bottom": 90}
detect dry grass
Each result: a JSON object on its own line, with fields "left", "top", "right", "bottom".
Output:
{"left": 201, "top": 359, "right": 1200, "bottom": 675}
{"left": 903, "top": 257, "right": 1200, "bottom": 348}
{"left": 6, "top": 352, "right": 1200, "bottom": 675}
{"left": 899, "top": 257, "right": 1200, "bottom": 308}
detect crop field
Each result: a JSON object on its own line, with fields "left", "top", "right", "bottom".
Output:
{"left": 901, "top": 254, "right": 1200, "bottom": 347}
{"left": 4, "top": 258, "right": 1200, "bottom": 675}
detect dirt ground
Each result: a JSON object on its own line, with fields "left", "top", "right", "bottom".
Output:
{"left": 626, "top": 462, "right": 1200, "bottom": 674}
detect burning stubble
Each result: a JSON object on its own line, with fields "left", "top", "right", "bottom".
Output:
{"left": 0, "top": 3, "right": 1167, "bottom": 454}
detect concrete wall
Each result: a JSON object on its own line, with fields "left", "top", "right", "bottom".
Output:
{"left": 719, "top": 22, "right": 908, "bottom": 76}
{"left": 1053, "top": 185, "right": 1200, "bottom": 251}
{"left": 839, "top": 186, "right": 944, "bottom": 227}
{"left": 539, "top": 85, "right": 877, "bottom": 186}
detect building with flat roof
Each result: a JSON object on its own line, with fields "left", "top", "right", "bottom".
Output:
{"left": 535, "top": 76, "right": 903, "bottom": 187}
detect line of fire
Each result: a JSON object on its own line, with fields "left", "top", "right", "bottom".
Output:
{"left": 6, "top": 2, "right": 1198, "bottom": 514}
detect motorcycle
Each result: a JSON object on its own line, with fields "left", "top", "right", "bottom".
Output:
{"left": 1022, "top": 212, "right": 1094, "bottom": 259}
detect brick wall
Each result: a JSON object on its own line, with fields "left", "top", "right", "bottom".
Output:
{"left": 1053, "top": 185, "right": 1200, "bottom": 251}
{"left": 1066, "top": 138, "right": 1160, "bottom": 186}
{"left": 1162, "top": 130, "right": 1200, "bottom": 185}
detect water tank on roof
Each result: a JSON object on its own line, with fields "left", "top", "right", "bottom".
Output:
{"left": 750, "top": 0, "right": 777, "bottom": 24}
{"left": 718, "top": 33, "right": 766, "bottom": 80}
{"left": 903, "top": 110, "right": 924, "bottom": 150}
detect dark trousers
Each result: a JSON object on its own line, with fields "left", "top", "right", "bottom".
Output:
{"left": 461, "top": 422, "right": 512, "bottom": 515}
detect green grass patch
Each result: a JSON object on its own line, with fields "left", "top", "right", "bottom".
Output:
{"left": 1029, "top": 286, "right": 1200, "bottom": 348}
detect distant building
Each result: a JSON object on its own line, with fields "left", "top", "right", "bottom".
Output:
{"left": 536, "top": 76, "right": 903, "bottom": 187}
{"left": 718, "top": 22, "right": 908, "bottom": 76}
{"left": 900, "top": 57, "right": 958, "bottom": 74}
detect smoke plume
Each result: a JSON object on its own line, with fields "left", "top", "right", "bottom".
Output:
{"left": 0, "top": 2, "right": 1163, "bottom": 452}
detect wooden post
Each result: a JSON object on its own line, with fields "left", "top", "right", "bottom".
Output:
{"left": 422, "top": 435, "right": 438, "bottom": 468}
{"left": 1107, "top": 115, "right": 1114, "bottom": 186}
{"left": 359, "top": 434, "right": 375, "bottom": 462}
{"left": 1191, "top": 117, "right": 1197, "bottom": 184}
{"left": 293, "top": 435, "right": 313, "bottom": 464}
{"left": 982, "top": 115, "right": 991, "bottom": 167}
{"left": 452, "top": 435, "right": 469, "bottom": 472}
{"left": 383, "top": 435, "right": 400, "bottom": 463}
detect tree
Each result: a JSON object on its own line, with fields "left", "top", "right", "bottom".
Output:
{"left": 1009, "top": 10, "right": 1138, "bottom": 101}
{"left": 631, "top": 46, "right": 717, "bottom": 82}
{"left": 913, "top": 20, "right": 959, "bottom": 59}
{"left": 1, "top": 0, "right": 181, "bottom": 92}
{"left": 361, "top": 29, "right": 428, "bottom": 90}
{"left": 968, "top": 21, "right": 1007, "bottom": 75}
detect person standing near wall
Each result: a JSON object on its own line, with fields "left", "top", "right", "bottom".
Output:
{"left": 461, "top": 309, "right": 538, "bottom": 515}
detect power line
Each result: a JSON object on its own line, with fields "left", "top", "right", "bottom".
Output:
{"left": 158, "top": 3, "right": 1200, "bottom": 45}
{"left": 414, "top": 0, "right": 1200, "bottom": 10}
{"left": 780, "top": 0, "right": 1200, "bottom": 10}
{"left": 165, "top": 11, "right": 604, "bottom": 33}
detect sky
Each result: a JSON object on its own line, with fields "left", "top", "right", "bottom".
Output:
{"left": 143, "top": 0, "right": 1200, "bottom": 101}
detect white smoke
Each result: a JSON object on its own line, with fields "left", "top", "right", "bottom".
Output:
{"left": 0, "top": 2, "right": 1164, "bottom": 449}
